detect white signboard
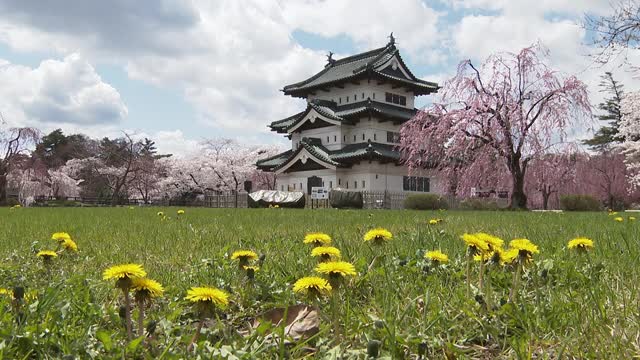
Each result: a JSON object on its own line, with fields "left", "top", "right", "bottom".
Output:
{"left": 311, "top": 187, "right": 329, "bottom": 200}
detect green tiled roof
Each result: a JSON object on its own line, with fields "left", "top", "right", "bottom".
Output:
{"left": 257, "top": 138, "right": 401, "bottom": 172}
{"left": 282, "top": 43, "right": 438, "bottom": 97}
{"left": 332, "top": 142, "right": 400, "bottom": 163}
{"left": 269, "top": 99, "right": 417, "bottom": 134}
{"left": 256, "top": 149, "right": 293, "bottom": 169}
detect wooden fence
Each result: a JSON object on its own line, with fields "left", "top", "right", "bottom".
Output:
{"left": 32, "top": 192, "right": 249, "bottom": 208}
{"left": 30, "top": 191, "right": 504, "bottom": 210}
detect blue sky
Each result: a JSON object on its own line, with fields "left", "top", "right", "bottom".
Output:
{"left": 0, "top": 0, "right": 636, "bottom": 155}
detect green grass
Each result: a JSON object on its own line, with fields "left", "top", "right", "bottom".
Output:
{"left": 0, "top": 207, "right": 638, "bottom": 358}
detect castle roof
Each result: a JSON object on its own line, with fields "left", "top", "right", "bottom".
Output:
{"left": 282, "top": 41, "right": 438, "bottom": 98}
{"left": 256, "top": 138, "right": 400, "bottom": 173}
{"left": 268, "top": 99, "right": 418, "bottom": 134}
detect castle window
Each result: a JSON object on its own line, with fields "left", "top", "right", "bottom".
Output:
{"left": 339, "top": 97, "right": 341, "bottom": 104}
{"left": 346, "top": 181, "right": 348, "bottom": 189}
{"left": 387, "top": 131, "right": 401, "bottom": 143}
{"left": 338, "top": 178, "right": 341, "bottom": 185}
{"left": 281, "top": 185, "right": 284, "bottom": 191}
{"left": 326, "top": 136, "right": 329, "bottom": 143}
{"left": 343, "top": 135, "right": 346, "bottom": 142}
{"left": 346, "top": 96, "right": 349, "bottom": 103}
{"left": 293, "top": 183, "right": 296, "bottom": 190}
{"left": 353, "top": 135, "right": 356, "bottom": 142}
{"left": 374, "top": 133, "right": 377, "bottom": 141}
{"left": 329, "top": 181, "right": 333, "bottom": 188}
{"left": 354, "top": 181, "right": 357, "bottom": 189}
{"left": 385, "top": 92, "right": 407, "bottom": 106}
{"left": 300, "top": 183, "right": 303, "bottom": 190}
{"left": 354, "top": 94, "right": 356, "bottom": 101}
{"left": 373, "top": 93, "right": 376, "bottom": 99}
{"left": 362, "top": 92, "right": 364, "bottom": 99}
{"left": 403, "top": 176, "right": 430, "bottom": 192}
{"left": 362, "top": 133, "right": 365, "bottom": 140}
{"left": 362, "top": 180, "right": 365, "bottom": 188}
{"left": 334, "top": 135, "right": 337, "bottom": 142}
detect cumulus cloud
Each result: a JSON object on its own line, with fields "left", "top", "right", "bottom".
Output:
{"left": 0, "top": 0, "right": 201, "bottom": 56}
{"left": 0, "top": 53, "right": 127, "bottom": 128}
{"left": 281, "top": 0, "right": 443, "bottom": 57}
{"left": 0, "top": 0, "right": 636, "bottom": 150}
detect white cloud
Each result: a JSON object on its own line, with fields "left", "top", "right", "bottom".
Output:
{"left": 281, "top": 0, "right": 443, "bottom": 57}
{"left": 0, "top": 53, "right": 127, "bottom": 128}
{"left": 148, "top": 130, "right": 200, "bottom": 156}
{"left": 0, "top": 0, "right": 637, "bottom": 150}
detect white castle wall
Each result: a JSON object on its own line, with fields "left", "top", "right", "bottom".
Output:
{"left": 275, "top": 162, "right": 444, "bottom": 194}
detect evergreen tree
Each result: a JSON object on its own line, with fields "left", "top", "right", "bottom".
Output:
{"left": 584, "top": 72, "right": 625, "bottom": 151}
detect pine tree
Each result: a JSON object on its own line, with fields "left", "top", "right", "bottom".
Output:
{"left": 584, "top": 72, "right": 624, "bottom": 152}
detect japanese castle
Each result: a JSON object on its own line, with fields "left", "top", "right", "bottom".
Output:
{"left": 257, "top": 35, "right": 441, "bottom": 194}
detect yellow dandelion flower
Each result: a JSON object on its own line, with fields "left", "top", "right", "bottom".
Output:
{"left": 102, "top": 264, "right": 146, "bottom": 281}
{"left": 61, "top": 238, "right": 78, "bottom": 252}
{"left": 509, "top": 238, "right": 540, "bottom": 258}
{"left": 231, "top": 250, "right": 258, "bottom": 262}
{"left": 310, "top": 246, "right": 341, "bottom": 259}
{"left": 474, "top": 233, "right": 504, "bottom": 250}
{"left": 363, "top": 228, "right": 393, "bottom": 243}
{"left": 425, "top": 250, "right": 449, "bottom": 263}
{"left": 461, "top": 233, "right": 489, "bottom": 253}
{"left": 630, "top": 216, "right": 636, "bottom": 221}
{"left": 0, "top": 288, "right": 11, "bottom": 297}
{"left": 177, "top": 209, "right": 185, "bottom": 215}
{"left": 303, "top": 232, "right": 332, "bottom": 245}
{"left": 292, "top": 276, "right": 332, "bottom": 295}
{"left": 428, "top": 218, "right": 443, "bottom": 225}
{"left": 185, "top": 286, "right": 229, "bottom": 308}
{"left": 500, "top": 248, "right": 520, "bottom": 265}
{"left": 51, "top": 232, "right": 71, "bottom": 243}
{"left": 315, "top": 261, "right": 357, "bottom": 277}
{"left": 614, "top": 217, "right": 624, "bottom": 222}
{"left": 473, "top": 252, "right": 493, "bottom": 262}
{"left": 131, "top": 278, "right": 164, "bottom": 298}
{"left": 157, "top": 211, "right": 164, "bottom": 217}
{"left": 567, "top": 237, "right": 594, "bottom": 251}
{"left": 243, "top": 265, "right": 259, "bottom": 280}
{"left": 37, "top": 250, "right": 58, "bottom": 259}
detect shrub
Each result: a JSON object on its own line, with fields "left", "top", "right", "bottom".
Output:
{"left": 4, "top": 197, "right": 20, "bottom": 207}
{"left": 560, "top": 195, "right": 601, "bottom": 211}
{"left": 330, "top": 190, "right": 363, "bottom": 209}
{"left": 459, "top": 198, "right": 503, "bottom": 211}
{"left": 404, "top": 194, "right": 449, "bottom": 210}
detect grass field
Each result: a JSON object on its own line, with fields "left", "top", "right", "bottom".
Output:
{"left": 0, "top": 207, "right": 638, "bottom": 359}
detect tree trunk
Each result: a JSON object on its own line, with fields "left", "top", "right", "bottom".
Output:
{"left": 542, "top": 188, "right": 550, "bottom": 210}
{"left": 0, "top": 173, "right": 7, "bottom": 205}
{"left": 509, "top": 159, "right": 528, "bottom": 210}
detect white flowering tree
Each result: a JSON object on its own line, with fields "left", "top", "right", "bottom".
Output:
{"left": 157, "top": 139, "right": 281, "bottom": 201}
{"left": 620, "top": 91, "right": 640, "bottom": 187}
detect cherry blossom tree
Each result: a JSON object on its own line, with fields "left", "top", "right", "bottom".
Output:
{"left": 400, "top": 43, "right": 592, "bottom": 209}
{"left": 157, "top": 139, "right": 281, "bottom": 202}
{"left": 586, "top": 0, "right": 640, "bottom": 71}
{"left": 620, "top": 90, "right": 640, "bottom": 188}
{"left": 0, "top": 123, "right": 39, "bottom": 204}
{"left": 525, "top": 150, "right": 581, "bottom": 209}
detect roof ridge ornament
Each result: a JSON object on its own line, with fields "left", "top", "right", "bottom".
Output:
{"left": 388, "top": 32, "right": 395, "bottom": 46}
{"left": 326, "top": 51, "right": 336, "bottom": 67}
